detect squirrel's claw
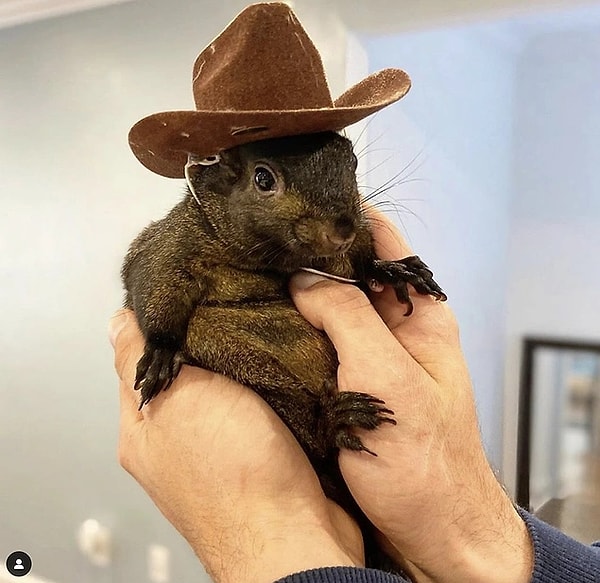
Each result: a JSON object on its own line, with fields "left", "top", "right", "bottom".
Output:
{"left": 135, "top": 344, "right": 186, "bottom": 408}
{"left": 367, "top": 256, "right": 447, "bottom": 315}
{"left": 319, "top": 388, "right": 397, "bottom": 456}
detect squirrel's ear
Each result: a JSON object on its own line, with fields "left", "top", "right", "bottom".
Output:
{"left": 191, "top": 149, "right": 241, "bottom": 196}
{"left": 218, "top": 148, "right": 245, "bottom": 182}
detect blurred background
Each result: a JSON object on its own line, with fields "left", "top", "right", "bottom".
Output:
{"left": 1, "top": 0, "right": 599, "bottom": 581}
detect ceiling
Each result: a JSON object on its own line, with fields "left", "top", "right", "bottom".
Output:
{"left": 0, "top": 0, "right": 132, "bottom": 29}
{"left": 332, "top": 0, "right": 600, "bottom": 34}
{"left": 2, "top": 0, "right": 600, "bottom": 37}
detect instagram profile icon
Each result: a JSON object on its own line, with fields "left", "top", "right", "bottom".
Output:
{"left": 5, "top": 551, "right": 32, "bottom": 577}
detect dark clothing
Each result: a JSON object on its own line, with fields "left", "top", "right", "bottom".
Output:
{"left": 275, "top": 510, "right": 600, "bottom": 583}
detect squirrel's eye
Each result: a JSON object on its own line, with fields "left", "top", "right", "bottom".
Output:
{"left": 254, "top": 166, "right": 277, "bottom": 192}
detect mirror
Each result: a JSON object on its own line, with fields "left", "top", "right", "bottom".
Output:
{"left": 517, "top": 338, "right": 600, "bottom": 543}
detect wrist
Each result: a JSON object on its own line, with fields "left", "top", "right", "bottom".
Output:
{"left": 195, "top": 503, "right": 361, "bottom": 583}
{"left": 232, "top": 528, "right": 358, "bottom": 583}
{"left": 396, "top": 471, "right": 534, "bottom": 583}
{"left": 441, "top": 495, "right": 533, "bottom": 583}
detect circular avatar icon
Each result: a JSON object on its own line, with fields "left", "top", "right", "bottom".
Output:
{"left": 5, "top": 551, "right": 32, "bottom": 577}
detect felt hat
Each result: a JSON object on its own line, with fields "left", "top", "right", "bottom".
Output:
{"left": 128, "top": 2, "right": 411, "bottom": 178}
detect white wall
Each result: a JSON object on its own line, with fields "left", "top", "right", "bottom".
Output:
{"left": 502, "top": 27, "right": 600, "bottom": 493}
{"left": 0, "top": 1, "right": 357, "bottom": 581}
{"left": 363, "top": 27, "right": 516, "bottom": 468}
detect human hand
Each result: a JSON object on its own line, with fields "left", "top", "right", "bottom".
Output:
{"left": 110, "top": 311, "right": 363, "bottom": 583}
{"left": 289, "top": 212, "right": 534, "bottom": 583}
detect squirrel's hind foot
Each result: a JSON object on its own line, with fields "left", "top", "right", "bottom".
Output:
{"left": 319, "top": 386, "right": 397, "bottom": 456}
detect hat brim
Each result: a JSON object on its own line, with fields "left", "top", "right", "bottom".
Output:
{"left": 128, "top": 69, "right": 411, "bottom": 178}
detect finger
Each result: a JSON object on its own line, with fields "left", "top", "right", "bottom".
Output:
{"left": 365, "top": 207, "right": 450, "bottom": 337}
{"left": 362, "top": 247, "right": 461, "bottom": 381}
{"left": 110, "top": 310, "right": 144, "bottom": 384}
{"left": 108, "top": 311, "right": 146, "bottom": 472}
{"left": 289, "top": 273, "right": 414, "bottom": 373}
{"left": 117, "top": 372, "right": 143, "bottom": 472}
{"left": 364, "top": 206, "right": 414, "bottom": 260}
{"left": 364, "top": 258, "right": 462, "bottom": 383}
{"left": 108, "top": 308, "right": 131, "bottom": 348}
{"left": 109, "top": 310, "right": 145, "bottom": 415}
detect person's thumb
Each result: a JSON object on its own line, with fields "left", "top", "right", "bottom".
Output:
{"left": 289, "top": 272, "right": 402, "bottom": 366}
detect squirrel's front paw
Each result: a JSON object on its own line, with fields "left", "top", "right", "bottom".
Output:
{"left": 320, "top": 389, "right": 397, "bottom": 456}
{"left": 134, "top": 344, "right": 187, "bottom": 408}
{"left": 368, "top": 256, "right": 447, "bottom": 316}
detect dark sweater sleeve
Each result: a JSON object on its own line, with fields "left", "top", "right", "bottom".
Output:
{"left": 274, "top": 566, "right": 409, "bottom": 583}
{"left": 518, "top": 508, "right": 600, "bottom": 582}
{"left": 274, "top": 510, "right": 600, "bottom": 583}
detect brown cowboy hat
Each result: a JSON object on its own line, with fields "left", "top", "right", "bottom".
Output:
{"left": 128, "top": 2, "right": 411, "bottom": 178}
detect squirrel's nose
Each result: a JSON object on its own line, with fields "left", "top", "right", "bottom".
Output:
{"left": 333, "top": 214, "right": 356, "bottom": 239}
{"left": 325, "top": 231, "right": 356, "bottom": 253}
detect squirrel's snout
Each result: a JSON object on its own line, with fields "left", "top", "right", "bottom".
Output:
{"left": 333, "top": 214, "right": 356, "bottom": 239}
{"left": 295, "top": 216, "right": 357, "bottom": 256}
{"left": 325, "top": 231, "right": 356, "bottom": 254}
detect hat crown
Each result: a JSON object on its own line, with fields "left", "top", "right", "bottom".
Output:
{"left": 191, "top": 3, "right": 333, "bottom": 112}
{"left": 128, "top": 2, "right": 411, "bottom": 178}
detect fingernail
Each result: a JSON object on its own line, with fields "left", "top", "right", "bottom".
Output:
{"left": 291, "top": 271, "right": 328, "bottom": 290}
{"left": 108, "top": 309, "right": 130, "bottom": 347}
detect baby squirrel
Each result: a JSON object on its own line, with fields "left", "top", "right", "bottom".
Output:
{"left": 122, "top": 131, "right": 446, "bottom": 572}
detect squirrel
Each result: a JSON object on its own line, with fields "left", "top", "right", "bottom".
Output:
{"left": 122, "top": 130, "right": 447, "bottom": 573}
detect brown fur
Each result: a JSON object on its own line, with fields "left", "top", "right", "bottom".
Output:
{"left": 122, "top": 131, "right": 446, "bottom": 572}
